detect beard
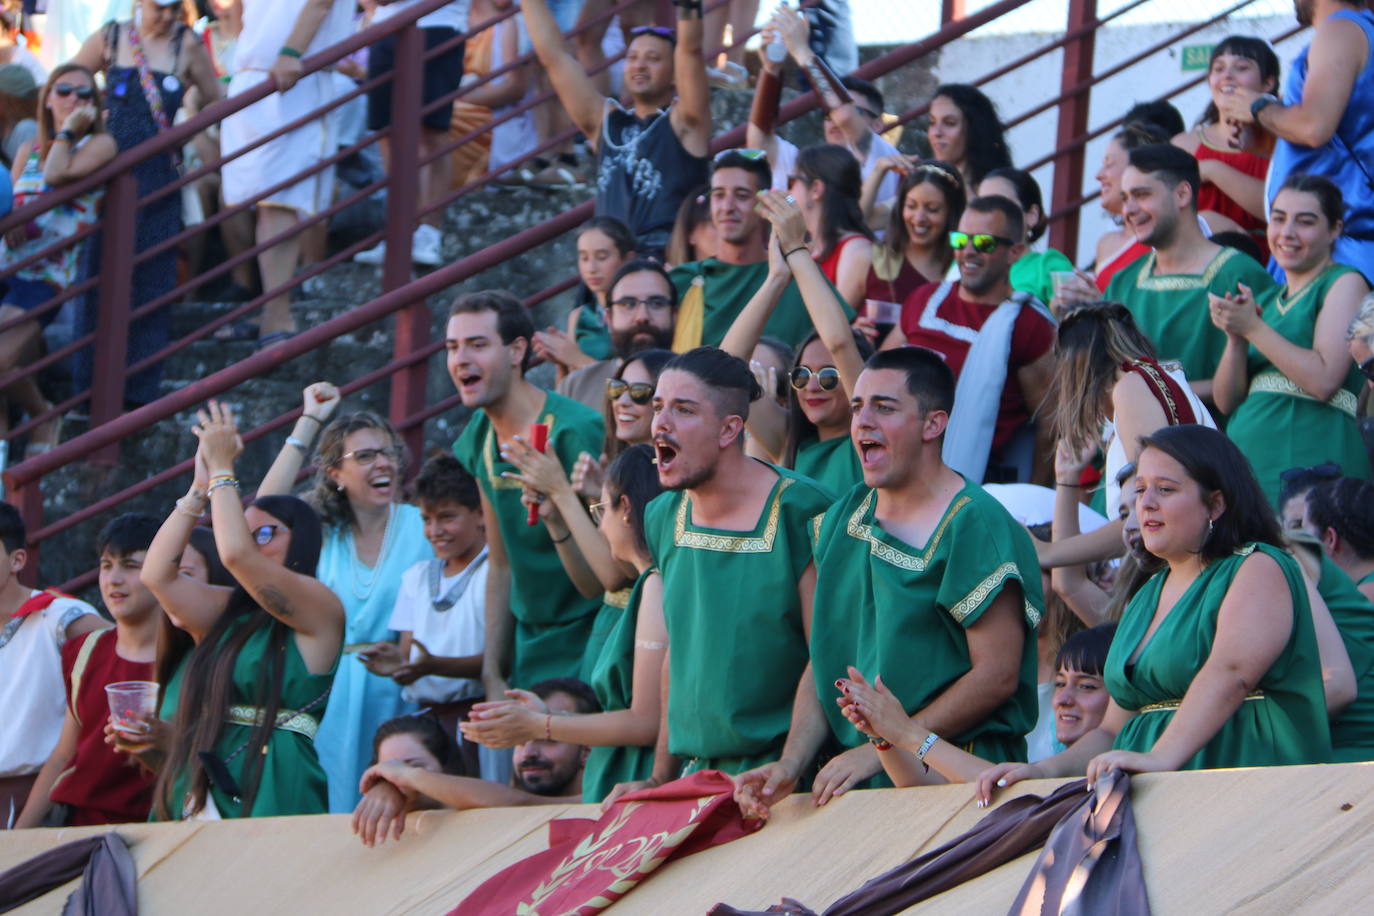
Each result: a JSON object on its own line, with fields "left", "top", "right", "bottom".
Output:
{"left": 513, "top": 753, "right": 581, "bottom": 797}
{"left": 611, "top": 322, "right": 675, "bottom": 358}
{"left": 1139, "top": 206, "right": 1179, "bottom": 248}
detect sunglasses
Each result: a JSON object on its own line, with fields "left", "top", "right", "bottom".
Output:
{"left": 629, "top": 25, "right": 676, "bottom": 43}
{"left": 610, "top": 295, "right": 673, "bottom": 313}
{"left": 714, "top": 147, "right": 768, "bottom": 162}
{"left": 339, "top": 446, "right": 400, "bottom": 466}
{"left": 53, "top": 83, "right": 94, "bottom": 100}
{"left": 949, "top": 231, "right": 1017, "bottom": 253}
{"left": 1278, "top": 462, "right": 1341, "bottom": 483}
{"left": 606, "top": 378, "right": 655, "bottom": 404}
{"left": 789, "top": 365, "right": 841, "bottom": 391}
{"left": 252, "top": 524, "right": 287, "bottom": 546}
{"left": 588, "top": 501, "right": 606, "bottom": 525}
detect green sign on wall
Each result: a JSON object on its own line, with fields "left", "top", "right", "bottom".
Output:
{"left": 1181, "top": 44, "right": 1215, "bottom": 71}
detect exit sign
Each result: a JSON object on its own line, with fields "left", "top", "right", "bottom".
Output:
{"left": 1181, "top": 44, "right": 1214, "bottom": 70}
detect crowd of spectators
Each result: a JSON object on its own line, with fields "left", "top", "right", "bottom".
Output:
{"left": 3, "top": 1, "right": 1374, "bottom": 891}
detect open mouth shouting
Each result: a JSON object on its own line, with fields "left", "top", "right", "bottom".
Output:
{"left": 856, "top": 436, "right": 886, "bottom": 469}
{"left": 653, "top": 436, "right": 679, "bottom": 472}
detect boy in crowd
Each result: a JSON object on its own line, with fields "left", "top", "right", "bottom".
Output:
{"left": 0, "top": 504, "right": 105, "bottom": 827}
{"left": 361, "top": 453, "right": 497, "bottom": 781}
{"left": 15, "top": 514, "right": 163, "bottom": 828}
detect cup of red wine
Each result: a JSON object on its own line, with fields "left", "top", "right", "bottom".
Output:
{"left": 864, "top": 299, "right": 901, "bottom": 340}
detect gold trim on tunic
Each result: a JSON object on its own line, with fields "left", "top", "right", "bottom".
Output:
{"left": 1132, "top": 248, "right": 1238, "bottom": 291}
{"left": 948, "top": 561, "right": 1041, "bottom": 628}
{"left": 1137, "top": 689, "right": 1265, "bottom": 714}
{"left": 603, "top": 587, "right": 633, "bottom": 609}
{"left": 1249, "top": 370, "right": 1357, "bottom": 418}
{"left": 845, "top": 490, "right": 970, "bottom": 571}
{"left": 225, "top": 705, "right": 320, "bottom": 740}
{"left": 672, "top": 477, "right": 793, "bottom": 552}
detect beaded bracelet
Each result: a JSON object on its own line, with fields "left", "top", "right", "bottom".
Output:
{"left": 207, "top": 477, "right": 240, "bottom": 497}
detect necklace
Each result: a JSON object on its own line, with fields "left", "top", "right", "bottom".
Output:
{"left": 345, "top": 504, "right": 395, "bottom": 601}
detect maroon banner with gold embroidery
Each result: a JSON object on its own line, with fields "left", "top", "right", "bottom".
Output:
{"left": 449, "top": 770, "right": 761, "bottom": 916}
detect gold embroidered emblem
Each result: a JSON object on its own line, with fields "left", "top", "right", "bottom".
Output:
{"left": 673, "top": 477, "right": 794, "bottom": 552}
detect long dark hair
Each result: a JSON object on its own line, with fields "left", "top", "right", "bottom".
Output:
{"left": 602, "top": 348, "right": 673, "bottom": 460}
{"left": 1200, "top": 36, "right": 1280, "bottom": 126}
{"left": 982, "top": 166, "right": 1048, "bottom": 243}
{"left": 1137, "top": 425, "right": 1283, "bottom": 563}
{"left": 1049, "top": 302, "right": 1159, "bottom": 456}
{"left": 794, "top": 144, "right": 874, "bottom": 260}
{"left": 604, "top": 444, "right": 662, "bottom": 557}
{"left": 155, "top": 526, "right": 234, "bottom": 691}
{"left": 883, "top": 160, "right": 965, "bottom": 264}
{"left": 783, "top": 330, "right": 875, "bottom": 469}
{"left": 933, "top": 84, "right": 1012, "bottom": 186}
{"left": 154, "top": 496, "right": 325, "bottom": 820}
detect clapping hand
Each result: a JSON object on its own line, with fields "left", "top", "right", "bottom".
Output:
{"left": 836, "top": 667, "right": 912, "bottom": 749}
{"left": 1208, "top": 283, "right": 1261, "bottom": 338}
{"left": 192, "top": 400, "right": 243, "bottom": 475}
{"left": 571, "top": 451, "right": 605, "bottom": 502}
{"left": 756, "top": 190, "right": 809, "bottom": 253}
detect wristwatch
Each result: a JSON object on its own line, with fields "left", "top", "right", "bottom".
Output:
{"left": 1250, "top": 93, "right": 1279, "bottom": 120}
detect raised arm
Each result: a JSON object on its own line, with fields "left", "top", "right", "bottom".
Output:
{"left": 479, "top": 491, "right": 514, "bottom": 698}
{"left": 1048, "top": 441, "right": 1113, "bottom": 624}
{"left": 257, "top": 382, "right": 341, "bottom": 497}
{"left": 774, "top": 5, "right": 868, "bottom": 156}
{"left": 521, "top": 0, "right": 607, "bottom": 141}
{"left": 719, "top": 237, "right": 792, "bottom": 461}
{"left": 745, "top": 28, "right": 784, "bottom": 163}
{"left": 669, "top": 0, "right": 711, "bottom": 157}
{"left": 196, "top": 401, "right": 344, "bottom": 672}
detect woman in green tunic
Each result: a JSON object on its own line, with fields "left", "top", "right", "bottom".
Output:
{"left": 142, "top": 402, "right": 344, "bottom": 819}
{"left": 976, "top": 425, "right": 1343, "bottom": 804}
{"left": 461, "top": 445, "right": 668, "bottom": 803}
{"left": 1210, "top": 174, "right": 1371, "bottom": 507}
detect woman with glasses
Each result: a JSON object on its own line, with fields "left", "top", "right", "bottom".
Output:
{"left": 863, "top": 161, "right": 965, "bottom": 309}
{"left": 141, "top": 400, "right": 344, "bottom": 819}
{"left": 571, "top": 348, "right": 675, "bottom": 501}
{"left": 462, "top": 445, "right": 668, "bottom": 803}
{"left": 257, "top": 383, "right": 431, "bottom": 812}
{"left": 1211, "top": 174, "right": 1370, "bottom": 507}
{"left": 0, "top": 64, "right": 116, "bottom": 455}
{"left": 787, "top": 143, "right": 875, "bottom": 309}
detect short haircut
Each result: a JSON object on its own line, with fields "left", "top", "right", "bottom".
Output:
{"left": 449, "top": 289, "right": 535, "bottom": 372}
{"left": 579, "top": 215, "right": 637, "bottom": 255}
{"left": 662, "top": 346, "right": 762, "bottom": 421}
{"left": 1121, "top": 100, "right": 1185, "bottom": 137}
{"left": 982, "top": 167, "right": 1045, "bottom": 242}
{"left": 96, "top": 512, "right": 160, "bottom": 559}
{"left": 0, "top": 503, "right": 24, "bottom": 554}
{"left": 415, "top": 452, "right": 480, "bottom": 511}
{"left": 1055, "top": 623, "right": 1118, "bottom": 677}
{"left": 1126, "top": 144, "right": 1201, "bottom": 211}
{"left": 1278, "top": 173, "right": 1345, "bottom": 228}
{"left": 966, "top": 194, "right": 1025, "bottom": 246}
{"left": 608, "top": 258, "right": 675, "bottom": 302}
{"left": 841, "top": 75, "right": 883, "bottom": 115}
{"left": 711, "top": 150, "right": 771, "bottom": 193}
{"left": 529, "top": 677, "right": 601, "bottom": 715}
{"left": 862, "top": 347, "right": 955, "bottom": 415}
{"left": 1307, "top": 478, "right": 1374, "bottom": 560}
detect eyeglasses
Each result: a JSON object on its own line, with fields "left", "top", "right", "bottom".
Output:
{"left": 339, "top": 446, "right": 401, "bottom": 466}
{"left": 628, "top": 25, "right": 676, "bottom": 43}
{"left": 1279, "top": 462, "right": 1341, "bottom": 483}
{"left": 609, "top": 295, "right": 674, "bottom": 313}
{"left": 714, "top": 148, "right": 769, "bottom": 162}
{"left": 949, "top": 231, "right": 1017, "bottom": 253}
{"left": 606, "top": 378, "right": 655, "bottom": 404}
{"left": 53, "top": 84, "right": 94, "bottom": 100}
{"left": 789, "top": 365, "right": 841, "bottom": 391}
{"left": 588, "top": 501, "right": 606, "bottom": 525}
{"left": 252, "top": 524, "right": 287, "bottom": 546}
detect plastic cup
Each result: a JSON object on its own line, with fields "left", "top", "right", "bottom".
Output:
{"left": 106, "top": 681, "right": 159, "bottom": 735}
{"left": 1050, "top": 271, "right": 1079, "bottom": 300}
{"left": 864, "top": 298, "right": 902, "bottom": 327}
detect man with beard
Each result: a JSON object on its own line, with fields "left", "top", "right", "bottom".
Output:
{"left": 557, "top": 260, "right": 678, "bottom": 412}
{"left": 881, "top": 195, "right": 1057, "bottom": 485}
{"left": 605, "top": 347, "right": 834, "bottom": 797}
{"left": 1105, "top": 144, "right": 1275, "bottom": 400}
{"left": 352, "top": 680, "right": 596, "bottom": 846}
{"left": 669, "top": 151, "right": 852, "bottom": 351}
{"left": 1216, "top": 0, "right": 1374, "bottom": 282}
{"left": 448, "top": 292, "right": 605, "bottom": 697}
{"left": 733, "top": 348, "right": 1043, "bottom": 816}
{"left": 521, "top": 0, "right": 710, "bottom": 260}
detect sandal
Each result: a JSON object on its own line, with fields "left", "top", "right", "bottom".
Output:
{"left": 213, "top": 319, "right": 261, "bottom": 342}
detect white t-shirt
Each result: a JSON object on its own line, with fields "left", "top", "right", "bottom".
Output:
{"left": 387, "top": 553, "right": 488, "bottom": 705}
{"left": 771, "top": 130, "right": 901, "bottom": 205}
{"left": 0, "top": 592, "right": 100, "bottom": 777}
{"left": 236, "top": 0, "right": 355, "bottom": 73}
{"left": 373, "top": 0, "right": 471, "bottom": 31}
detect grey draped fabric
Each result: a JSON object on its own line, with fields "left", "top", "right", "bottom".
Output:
{"left": 711, "top": 774, "right": 1148, "bottom": 916}
{"left": 0, "top": 832, "right": 136, "bottom": 915}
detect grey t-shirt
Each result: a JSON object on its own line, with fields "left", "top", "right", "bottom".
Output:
{"left": 2, "top": 119, "right": 36, "bottom": 170}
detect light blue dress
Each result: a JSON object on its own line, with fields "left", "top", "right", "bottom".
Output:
{"left": 313, "top": 502, "right": 430, "bottom": 812}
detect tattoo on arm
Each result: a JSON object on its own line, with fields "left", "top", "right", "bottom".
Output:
{"left": 259, "top": 585, "right": 293, "bottom": 618}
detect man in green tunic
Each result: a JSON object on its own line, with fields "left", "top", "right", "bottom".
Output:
{"left": 448, "top": 291, "right": 605, "bottom": 695}
{"left": 735, "top": 348, "right": 1043, "bottom": 814}
{"left": 633, "top": 347, "right": 835, "bottom": 787}
{"left": 1105, "top": 143, "right": 1275, "bottom": 399}
{"left": 669, "top": 151, "right": 852, "bottom": 350}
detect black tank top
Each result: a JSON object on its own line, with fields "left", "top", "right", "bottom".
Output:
{"left": 594, "top": 101, "right": 707, "bottom": 257}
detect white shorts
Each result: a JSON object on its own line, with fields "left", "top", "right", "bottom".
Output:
{"left": 221, "top": 69, "right": 340, "bottom": 215}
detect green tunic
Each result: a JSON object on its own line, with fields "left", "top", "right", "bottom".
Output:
{"left": 582, "top": 571, "right": 656, "bottom": 803}
{"left": 159, "top": 619, "right": 336, "bottom": 819}
{"left": 572, "top": 301, "right": 614, "bottom": 362}
{"left": 1009, "top": 248, "right": 1073, "bottom": 307}
{"left": 1105, "top": 543, "right": 1331, "bottom": 768}
{"left": 793, "top": 433, "right": 862, "bottom": 498}
{"left": 669, "top": 258, "right": 855, "bottom": 349}
{"left": 1318, "top": 554, "right": 1374, "bottom": 762}
{"left": 452, "top": 391, "right": 605, "bottom": 687}
{"left": 1224, "top": 264, "right": 1369, "bottom": 507}
{"left": 645, "top": 464, "right": 835, "bottom": 774}
{"left": 1106, "top": 247, "right": 1276, "bottom": 384}
{"left": 810, "top": 481, "right": 1043, "bottom": 777}
{"left": 582, "top": 585, "right": 634, "bottom": 685}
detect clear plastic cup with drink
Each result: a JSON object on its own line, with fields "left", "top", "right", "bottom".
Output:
{"left": 106, "top": 681, "right": 159, "bottom": 737}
